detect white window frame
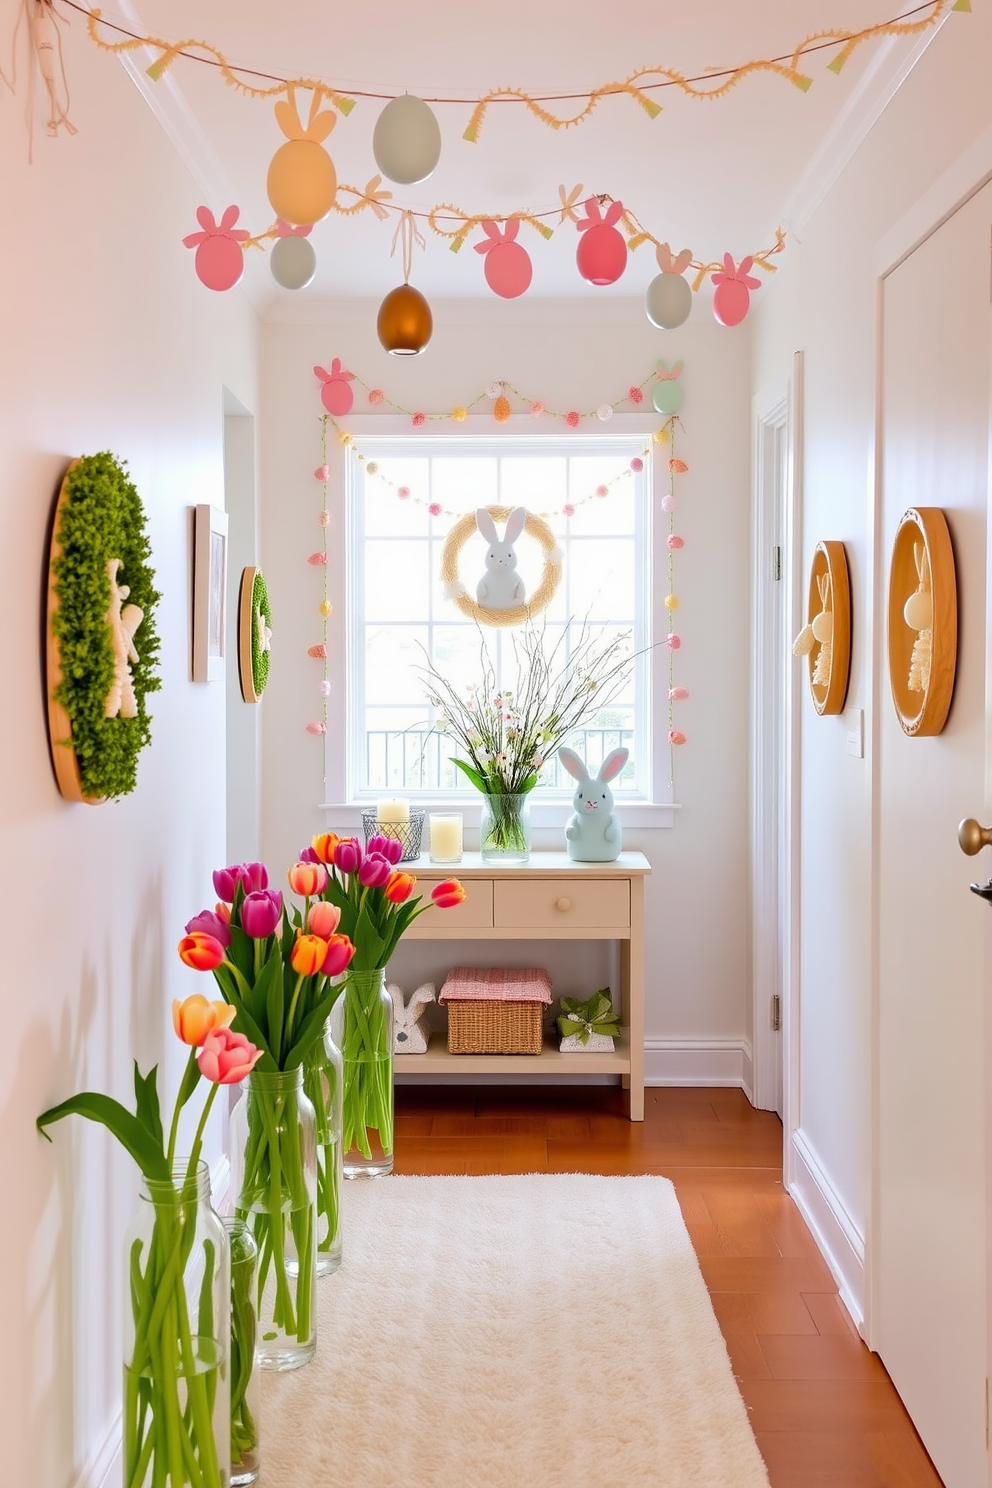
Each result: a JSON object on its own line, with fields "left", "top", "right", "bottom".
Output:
{"left": 321, "top": 413, "right": 676, "bottom": 829}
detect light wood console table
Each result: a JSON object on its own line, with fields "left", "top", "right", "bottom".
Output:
{"left": 397, "top": 851, "right": 651, "bottom": 1121}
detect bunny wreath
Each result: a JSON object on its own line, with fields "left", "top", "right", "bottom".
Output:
{"left": 70, "top": 0, "right": 966, "bottom": 137}
{"left": 440, "top": 507, "right": 562, "bottom": 629}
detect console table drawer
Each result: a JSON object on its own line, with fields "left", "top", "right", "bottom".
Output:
{"left": 410, "top": 878, "right": 494, "bottom": 932}
{"left": 494, "top": 879, "right": 630, "bottom": 931}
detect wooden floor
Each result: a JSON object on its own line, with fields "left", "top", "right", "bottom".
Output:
{"left": 393, "top": 1082, "right": 944, "bottom": 1488}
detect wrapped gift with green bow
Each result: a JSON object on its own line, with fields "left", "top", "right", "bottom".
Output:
{"left": 557, "top": 989, "right": 621, "bottom": 1046}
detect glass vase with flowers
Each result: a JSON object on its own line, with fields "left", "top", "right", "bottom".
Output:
{"left": 178, "top": 858, "right": 356, "bottom": 1367}
{"left": 37, "top": 995, "right": 264, "bottom": 1488}
{"left": 420, "top": 622, "right": 637, "bottom": 860}
{"left": 306, "top": 833, "right": 465, "bottom": 1174}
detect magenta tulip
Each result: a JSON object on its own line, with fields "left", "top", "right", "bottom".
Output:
{"left": 321, "top": 933, "right": 356, "bottom": 977}
{"left": 358, "top": 852, "right": 391, "bottom": 888}
{"left": 367, "top": 833, "right": 403, "bottom": 865}
{"left": 184, "top": 909, "right": 231, "bottom": 948}
{"left": 333, "top": 837, "right": 363, "bottom": 875}
{"left": 241, "top": 889, "right": 283, "bottom": 939}
{"left": 212, "top": 864, "right": 247, "bottom": 903}
{"left": 299, "top": 845, "right": 320, "bottom": 865}
{"left": 241, "top": 861, "right": 269, "bottom": 892}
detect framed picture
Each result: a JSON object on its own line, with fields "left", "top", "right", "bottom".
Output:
{"left": 193, "top": 503, "right": 229, "bottom": 682}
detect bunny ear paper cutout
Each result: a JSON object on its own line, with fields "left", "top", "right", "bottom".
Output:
{"left": 603, "top": 200, "right": 625, "bottom": 228}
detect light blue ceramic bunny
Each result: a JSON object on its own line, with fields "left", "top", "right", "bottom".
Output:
{"left": 560, "top": 746, "right": 629, "bottom": 862}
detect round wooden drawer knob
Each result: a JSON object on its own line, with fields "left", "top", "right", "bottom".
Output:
{"left": 555, "top": 897, "right": 571, "bottom": 912}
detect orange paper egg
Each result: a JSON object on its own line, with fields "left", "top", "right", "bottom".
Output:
{"left": 267, "top": 140, "right": 337, "bottom": 226}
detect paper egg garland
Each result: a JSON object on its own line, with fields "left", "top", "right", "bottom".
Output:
{"left": 372, "top": 94, "right": 442, "bottom": 185}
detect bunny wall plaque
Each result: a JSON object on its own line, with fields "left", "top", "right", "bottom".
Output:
{"left": 475, "top": 506, "right": 527, "bottom": 609}
{"left": 560, "top": 746, "right": 629, "bottom": 862}
{"left": 389, "top": 981, "right": 436, "bottom": 1054}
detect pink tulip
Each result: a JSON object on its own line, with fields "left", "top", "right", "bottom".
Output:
{"left": 367, "top": 834, "right": 404, "bottom": 865}
{"left": 184, "top": 909, "right": 231, "bottom": 948}
{"left": 321, "top": 933, "right": 356, "bottom": 977}
{"left": 178, "top": 932, "right": 226, "bottom": 971}
{"left": 299, "top": 845, "right": 321, "bottom": 865}
{"left": 333, "top": 837, "right": 363, "bottom": 875}
{"left": 308, "top": 901, "right": 341, "bottom": 938}
{"left": 287, "top": 861, "right": 327, "bottom": 896}
{"left": 212, "top": 864, "right": 247, "bottom": 903}
{"left": 241, "top": 889, "right": 283, "bottom": 939}
{"left": 241, "top": 861, "right": 269, "bottom": 892}
{"left": 197, "top": 1028, "right": 263, "bottom": 1085}
{"left": 358, "top": 852, "right": 391, "bottom": 888}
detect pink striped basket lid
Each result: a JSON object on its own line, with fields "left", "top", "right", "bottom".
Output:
{"left": 438, "top": 966, "right": 553, "bottom": 1005}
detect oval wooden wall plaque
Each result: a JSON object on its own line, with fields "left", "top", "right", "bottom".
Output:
{"left": 887, "top": 507, "right": 956, "bottom": 737}
{"left": 805, "top": 540, "right": 851, "bottom": 716}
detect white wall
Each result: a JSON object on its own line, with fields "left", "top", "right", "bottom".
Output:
{"left": 751, "top": 5, "right": 992, "bottom": 1318}
{"left": 0, "top": 39, "right": 259, "bottom": 1488}
{"left": 259, "top": 298, "right": 756, "bottom": 1083}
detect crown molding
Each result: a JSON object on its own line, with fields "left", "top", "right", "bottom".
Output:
{"left": 776, "top": 19, "right": 951, "bottom": 240}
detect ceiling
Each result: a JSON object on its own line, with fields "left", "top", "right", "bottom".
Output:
{"left": 115, "top": 0, "right": 948, "bottom": 311}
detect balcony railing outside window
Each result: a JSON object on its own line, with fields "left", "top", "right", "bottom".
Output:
{"left": 365, "top": 725, "right": 636, "bottom": 794}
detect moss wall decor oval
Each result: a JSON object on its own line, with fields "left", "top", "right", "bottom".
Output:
{"left": 238, "top": 566, "right": 272, "bottom": 704}
{"left": 46, "top": 454, "right": 162, "bottom": 802}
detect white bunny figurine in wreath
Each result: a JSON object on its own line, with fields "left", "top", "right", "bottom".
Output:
{"left": 389, "top": 981, "right": 436, "bottom": 1054}
{"left": 560, "top": 746, "right": 629, "bottom": 862}
{"left": 475, "top": 506, "right": 527, "bottom": 609}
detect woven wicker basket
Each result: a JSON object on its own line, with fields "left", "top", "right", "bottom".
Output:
{"left": 446, "top": 1000, "right": 544, "bottom": 1055}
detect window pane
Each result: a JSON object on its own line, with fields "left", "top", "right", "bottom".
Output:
{"left": 362, "top": 458, "right": 429, "bottom": 536}
{"left": 364, "top": 625, "right": 430, "bottom": 705}
{"left": 568, "top": 455, "right": 637, "bottom": 536}
{"left": 365, "top": 539, "right": 430, "bottom": 620}
{"left": 501, "top": 456, "right": 566, "bottom": 514}
{"left": 567, "top": 538, "right": 634, "bottom": 617}
{"left": 432, "top": 456, "right": 497, "bottom": 514}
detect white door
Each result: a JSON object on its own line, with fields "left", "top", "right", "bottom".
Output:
{"left": 877, "top": 183, "right": 991, "bottom": 1486}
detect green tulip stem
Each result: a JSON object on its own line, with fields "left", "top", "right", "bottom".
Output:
{"left": 165, "top": 1049, "right": 199, "bottom": 1171}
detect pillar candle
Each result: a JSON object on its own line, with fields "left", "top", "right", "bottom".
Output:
{"left": 376, "top": 797, "right": 410, "bottom": 824}
{"left": 429, "top": 813, "right": 463, "bottom": 862}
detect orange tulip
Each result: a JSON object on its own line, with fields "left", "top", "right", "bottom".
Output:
{"left": 311, "top": 832, "right": 341, "bottom": 865}
{"left": 178, "top": 931, "right": 226, "bottom": 971}
{"left": 431, "top": 878, "right": 466, "bottom": 909}
{"left": 291, "top": 933, "right": 329, "bottom": 976}
{"left": 287, "top": 861, "right": 327, "bottom": 896}
{"left": 384, "top": 871, "right": 416, "bottom": 904}
{"left": 172, "top": 994, "right": 235, "bottom": 1046}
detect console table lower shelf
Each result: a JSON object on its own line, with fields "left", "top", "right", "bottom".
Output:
{"left": 395, "top": 1028, "right": 632, "bottom": 1078}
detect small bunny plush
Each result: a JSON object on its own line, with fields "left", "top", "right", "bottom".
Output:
{"left": 389, "top": 982, "right": 436, "bottom": 1054}
{"left": 476, "top": 506, "right": 527, "bottom": 609}
{"left": 560, "top": 746, "right": 629, "bottom": 862}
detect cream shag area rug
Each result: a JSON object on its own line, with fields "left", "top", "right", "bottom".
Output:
{"left": 259, "top": 1174, "right": 771, "bottom": 1488}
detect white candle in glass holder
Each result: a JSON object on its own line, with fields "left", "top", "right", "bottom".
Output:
{"left": 429, "top": 813, "right": 463, "bottom": 863}
{"left": 376, "top": 797, "right": 410, "bottom": 824}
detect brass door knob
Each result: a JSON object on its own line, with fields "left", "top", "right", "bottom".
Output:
{"left": 555, "top": 897, "right": 571, "bottom": 912}
{"left": 958, "top": 818, "right": 992, "bottom": 855}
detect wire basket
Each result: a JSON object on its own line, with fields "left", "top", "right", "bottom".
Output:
{"left": 361, "top": 808, "right": 425, "bottom": 863}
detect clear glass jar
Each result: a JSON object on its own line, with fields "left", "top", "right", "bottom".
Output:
{"left": 332, "top": 968, "right": 394, "bottom": 1177}
{"left": 123, "top": 1160, "right": 230, "bottom": 1488}
{"left": 224, "top": 1219, "right": 260, "bottom": 1486}
{"left": 231, "top": 1067, "right": 317, "bottom": 1370}
{"left": 302, "top": 1014, "right": 344, "bottom": 1273}
{"left": 479, "top": 792, "right": 531, "bottom": 863}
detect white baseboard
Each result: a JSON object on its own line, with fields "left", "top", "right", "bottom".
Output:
{"left": 72, "top": 1153, "right": 232, "bottom": 1488}
{"left": 789, "top": 1127, "right": 866, "bottom": 1332}
{"left": 644, "top": 1038, "right": 754, "bottom": 1095}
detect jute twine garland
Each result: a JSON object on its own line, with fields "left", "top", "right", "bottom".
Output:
{"left": 440, "top": 507, "right": 562, "bottom": 628}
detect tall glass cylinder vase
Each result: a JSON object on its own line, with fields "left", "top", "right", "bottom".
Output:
{"left": 302, "top": 1015, "right": 343, "bottom": 1273}
{"left": 122, "top": 1160, "right": 230, "bottom": 1488}
{"left": 224, "top": 1219, "right": 260, "bottom": 1486}
{"left": 332, "top": 968, "right": 394, "bottom": 1177}
{"left": 479, "top": 791, "right": 531, "bottom": 863}
{"left": 231, "top": 1068, "right": 317, "bottom": 1370}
